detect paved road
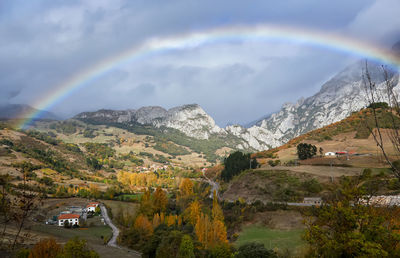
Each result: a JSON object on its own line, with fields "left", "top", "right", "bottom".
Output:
{"left": 100, "top": 204, "right": 142, "bottom": 257}
{"left": 100, "top": 204, "right": 119, "bottom": 247}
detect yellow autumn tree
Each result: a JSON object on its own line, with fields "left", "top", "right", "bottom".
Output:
{"left": 166, "top": 214, "right": 177, "bottom": 227}
{"left": 152, "top": 213, "right": 161, "bottom": 228}
{"left": 195, "top": 213, "right": 211, "bottom": 249}
{"left": 89, "top": 184, "right": 101, "bottom": 199}
{"left": 195, "top": 210, "right": 228, "bottom": 249}
{"left": 209, "top": 219, "right": 228, "bottom": 246}
{"left": 179, "top": 178, "right": 194, "bottom": 198}
{"left": 153, "top": 187, "right": 168, "bottom": 213}
{"left": 184, "top": 200, "right": 201, "bottom": 225}
{"left": 211, "top": 190, "right": 224, "bottom": 222}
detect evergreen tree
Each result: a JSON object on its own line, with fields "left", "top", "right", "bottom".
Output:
{"left": 297, "top": 143, "right": 317, "bottom": 160}
{"left": 221, "top": 151, "right": 258, "bottom": 181}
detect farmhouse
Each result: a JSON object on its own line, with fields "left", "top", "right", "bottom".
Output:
{"left": 86, "top": 204, "right": 97, "bottom": 212}
{"left": 58, "top": 214, "right": 80, "bottom": 227}
{"left": 324, "top": 152, "right": 336, "bottom": 156}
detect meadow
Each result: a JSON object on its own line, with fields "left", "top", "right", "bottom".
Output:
{"left": 235, "top": 224, "right": 305, "bottom": 254}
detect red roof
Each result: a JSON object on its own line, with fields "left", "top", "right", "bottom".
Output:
{"left": 58, "top": 214, "right": 80, "bottom": 220}
{"left": 88, "top": 202, "right": 99, "bottom": 205}
{"left": 86, "top": 204, "right": 97, "bottom": 208}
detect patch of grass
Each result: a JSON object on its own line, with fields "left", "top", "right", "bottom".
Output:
{"left": 32, "top": 224, "right": 112, "bottom": 244}
{"left": 235, "top": 224, "right": 304, "bottom": 253}
{"left": 102, "top": 200, "right": 138, "bottom": 220}
{"left": 41, "top": 168, "right": 57, "bottom": 176}
{"left": 115, "top": 194, "right": 143, "bottom": 202}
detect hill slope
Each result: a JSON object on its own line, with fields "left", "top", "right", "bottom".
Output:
{"left": 254, "top": 107, "right": 400, "bottom": 168}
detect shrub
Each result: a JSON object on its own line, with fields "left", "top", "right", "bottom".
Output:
{"left": 297, "top": 143, "right": 317, "bottom": 160}
{"left": 236, "top": 242, "right": 277, "bottom": 258}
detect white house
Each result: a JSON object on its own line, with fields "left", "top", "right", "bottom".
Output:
{"left": 324, "top": 152, "right": 336, "bottom": 156}
{"left": 58, "top": 214, "right": 80, "bottom": 226}
{"left": 86, "top": 202, "right": 99, "bottom": 213}
{"left": 86, "top": 204, "right": 97, "bottom": 212}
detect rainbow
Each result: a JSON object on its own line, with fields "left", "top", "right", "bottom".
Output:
{"left": 18, "top": 24, "right": 400, "bottom": 129}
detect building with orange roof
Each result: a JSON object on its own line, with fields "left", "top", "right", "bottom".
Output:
{"left": 86, "top": 204, "right": 98, "bottom": 213}
{"left": 58, "top": 213, "right": 80, "bottom": 227}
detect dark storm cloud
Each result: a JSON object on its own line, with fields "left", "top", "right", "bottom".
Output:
{"left": 0, "top": 0, "right": 399, "bottom": 125}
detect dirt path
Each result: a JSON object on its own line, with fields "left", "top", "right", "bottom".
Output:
{"left": 100, "top": 204, "right": 141, "bottom": 257}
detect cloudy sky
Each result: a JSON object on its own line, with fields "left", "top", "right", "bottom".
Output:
{"left": 1, "top": 0, "right": 400, "bottom": 126}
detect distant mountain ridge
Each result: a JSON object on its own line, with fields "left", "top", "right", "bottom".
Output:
{"left": 75, "top": 104, "right": 225, "bottom": 140}
{"left": 0, "top": 104, "right": 59, "bottom": 120}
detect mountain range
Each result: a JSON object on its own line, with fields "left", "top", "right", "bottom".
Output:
{"left": 74, "top": 60, "right": 399, "bottom": 151}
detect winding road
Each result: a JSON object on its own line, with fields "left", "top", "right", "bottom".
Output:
{"left": 100, "top": 204, "right": 142, "bottom": 257}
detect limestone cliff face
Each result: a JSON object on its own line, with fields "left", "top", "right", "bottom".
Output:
{"left": 247, "top": 61, "right": 399, "bottom": 148}
{"left": 75, "top": 104, "right": 225, "bottom": 140}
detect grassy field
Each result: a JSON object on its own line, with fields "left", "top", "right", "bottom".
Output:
{"left": 102, "top": 199, "right": 139, "bottom": 224}
{"left": 31, "top": 224, "right": 112, "bottom": 244}
{"left": 235, "top": 224, "right": 305, "bottom": 254}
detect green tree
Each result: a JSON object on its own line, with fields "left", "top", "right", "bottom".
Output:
{"left": 296, "top": 143, "right": 317, "bottom": 160}
{"left": 221, "top": 151, "right": 258, "bottom": 181}
{"left": 139, "top": 189, "right": 154, "bottom": 217}
{"left": 59, "top": 237, "right": 99, "bottom": 258}
{"left": 367, "top": 102, "right": 389, "bottom": 109}
{"left": 95, "top": 206, "right": 101, "bottom": 215}
{"left": 155, "top": 230, "right": 183, "bottom": 258}
{"left": 208, "top": 243, "right": 232, "bottom": 258}
{"left": 304, "top": 177, "right": 400, "bottom": 257}
{"left": 302, "top": 178, "right": 322, "bottom": 193}
{"left": 235, "top": 242, "right": 277, "bottom": 258}
{"left": 63, "top": 220, "right": 70, "bottom": 229}
{"left": 177, "top": 234, "right": 195, "bottom": 258}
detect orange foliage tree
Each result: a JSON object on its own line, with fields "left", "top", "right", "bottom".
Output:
{"left": 134, "top": 214, "right": 153, "bottom": 239}
{"left": 28, "top": 238, "right": 62, "bottom": 258}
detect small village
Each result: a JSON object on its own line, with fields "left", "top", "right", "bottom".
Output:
{"left": 46, "top": 202, "right": 104, "bottom": 228}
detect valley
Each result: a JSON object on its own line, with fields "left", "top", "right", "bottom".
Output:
{"left": 2, "top": 98, "right": 400, "bottom": 256}
{"left": 1, "top": 46, "right": 400, "bottom": 258}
